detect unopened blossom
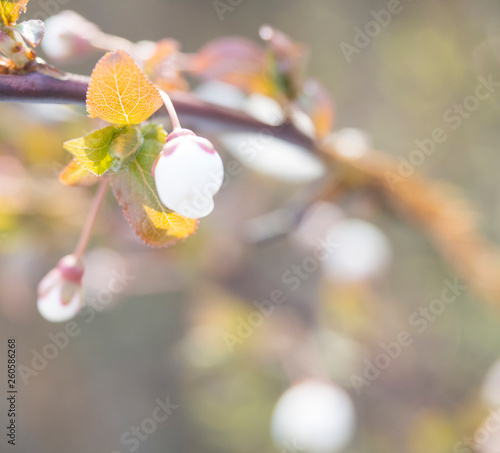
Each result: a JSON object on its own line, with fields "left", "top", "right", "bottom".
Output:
{"left": 37, "top": 254, "right": 84, "bottom": 323}
{"left": 153, "top": 128, "right": 224, "bottom": 219}
{"left": 41, "top": 11, "right": 101, "bottom": 62}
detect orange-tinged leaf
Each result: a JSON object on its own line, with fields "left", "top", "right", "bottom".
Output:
{"left": 59, "top": 160, "right": 99, "bottom": 187}
{"left": 86, "top": 50, "right": 163, "bottom": 125}
{"left": 300, "top": 80, "right": 334, "bottom": 139}
{"left": 192, "top": 36, "right": 273, "bottom": 95}
{"left": 312, "top": 106, "right": 334, "bottom": 139}
{"left": 111, "top": 124, "right": 198, "bottom": 247}
{"left": 0, "top": 0, "right": 28, "bottom": 26}
{"left": 144, "top": 39, "right": 188, "bottom": 92}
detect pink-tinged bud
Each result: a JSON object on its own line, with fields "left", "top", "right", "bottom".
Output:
{"left": 37, "top": 255, "right": 84, "bottom": 323}
{"left": 153, "top": 129, "right": 224, "bottom": 219}
{"left": 41, "top": 11, "right": 101, "bottom": 62}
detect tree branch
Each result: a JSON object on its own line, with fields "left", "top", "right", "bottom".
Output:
{"left": 0, "top": 72, "right": 314, "bottom": 150}
{"left": 0, "top": 73, "right": 89, "bottom": 104}
{"left": 2, "top": 72, "right": 500, "bottom": 306}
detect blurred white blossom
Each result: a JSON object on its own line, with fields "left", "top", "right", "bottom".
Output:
{"left": 329, "top": 128, "right": 372, "bottom": 159}
{"left": 271, "top": 378, "right": 356, "bottom": 453}
{"left": 220, "top": 132, "right": 325, "bottom": 183}
{"left": 321, "top": 219, "right": 392, "bottom": 283}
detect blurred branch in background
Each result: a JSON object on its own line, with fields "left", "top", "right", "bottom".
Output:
{"left": 1, "top": 71, "right": 500, "bottom": 306}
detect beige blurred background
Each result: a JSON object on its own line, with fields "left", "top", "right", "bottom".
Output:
{"left": 2, "top": 0, "right": 500, "bottom": 452}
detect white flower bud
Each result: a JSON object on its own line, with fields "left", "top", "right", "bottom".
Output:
{"left": 271, "top": 379, "right": 356, "bottom": 453}
{"left": 153, "top": 129, "right": 224, "bottom": 219}
{"left": 41, "top": 11, "right": 101, "bottom": 62}
{"left": 37, "top": 255, "right": 84, "bottom": 323}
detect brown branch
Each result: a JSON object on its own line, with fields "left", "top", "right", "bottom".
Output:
{"left": 2, "top": 72, "right": 500, "bottom": 305}
{"left": 0, "top": 72, "right": 314, "bottom": 149}
{"left": 0, "top": 73, "right": 89, "bottom": 104}
{"left": 319, "top": 142, "right": 500, "bottom": 306}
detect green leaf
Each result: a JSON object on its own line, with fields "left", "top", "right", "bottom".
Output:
{"left": 110, "top": 124, "right": 199, "bottom": 248}
{"left": 63, "top": 125, "right": 143, "bottom": 176}
{"left": 108, "top": 126, "right": 143, "bottom": 172}
{"left": 63, "top": 126, "right": 116, "bottom": 176}
{"left": 0, "top": 0, "right": 28, "bottom": 26}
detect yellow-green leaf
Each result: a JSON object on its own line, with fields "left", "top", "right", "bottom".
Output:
{"left": 0, "top": 0, "right": 28, "bottom": 26}
{"left": 63, "top": 125, "right": 143, "bottom": 176}
{"left": 110, "top": 124, "right": 198, "bottom": 247}
{"left": 86, "top": 50, "right": 163, "bottom": 125}
{"left": 63, "top": 126, "right": 116, "bottom": 176}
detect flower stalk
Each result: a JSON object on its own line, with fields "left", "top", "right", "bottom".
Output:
{"left": 73, "top": 176, "right": 109, "bottom": 259}
{"left": 159, "top": 88, "right": 181, "bottom": 130}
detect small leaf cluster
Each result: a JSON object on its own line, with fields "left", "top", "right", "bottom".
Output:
{"left": 62, "top": 50, "right": 198, "bottom": 248}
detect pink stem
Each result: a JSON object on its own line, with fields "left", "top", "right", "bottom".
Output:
{"left": 159, "top": 89, "right": 182, "bottom": 130}
{"left": 73, "top": 177, "right": 109, "bottom": 259}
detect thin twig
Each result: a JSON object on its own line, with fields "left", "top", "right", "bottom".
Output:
{"left": 73, "top": 177, "right": 109, "bottom": 259}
